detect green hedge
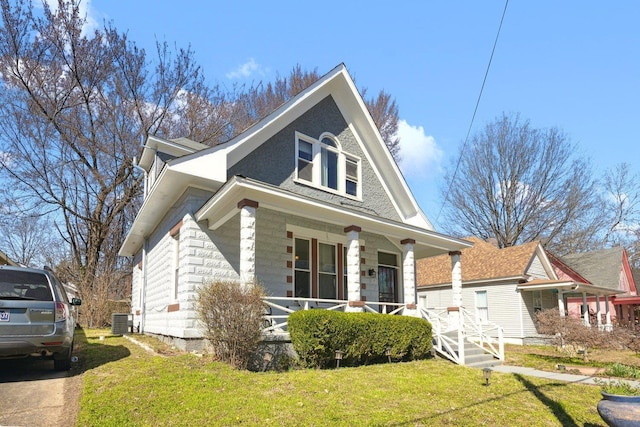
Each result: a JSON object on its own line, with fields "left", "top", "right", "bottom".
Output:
{"left": 288, "top": 310, "right": 432, "bottom": 369}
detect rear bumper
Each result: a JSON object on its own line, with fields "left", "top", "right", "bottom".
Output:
{"left": 0, "top": 323, "right": 73, "bottom": 358}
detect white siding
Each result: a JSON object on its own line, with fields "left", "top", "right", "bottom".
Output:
{"left": 419, "top": 281, "right": 559, "bottom": 341}
{"left": 526, "top": 254, "right": 549, "bottom": 279}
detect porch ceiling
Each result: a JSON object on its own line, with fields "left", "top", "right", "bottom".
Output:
{"left": 195, "top": 176, "right": 471, "bottom": 258}
{"left": 517, "top": 279, "right": 623, "bottom": 296}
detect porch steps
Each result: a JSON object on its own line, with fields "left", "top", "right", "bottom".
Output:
{"left": 436, "top": 330, "right": 501, "bottom": 369}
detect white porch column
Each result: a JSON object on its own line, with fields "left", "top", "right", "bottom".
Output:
{"left": 401, "top": 239, "right": 418, "bottom": 316}
{"left": 238, "top": 199, "right": 258, "bottom": 287}
{"left": 449, "top": 251, "right": 463, "bottom": 328}
{"left": 344, "top": 226, "right": 363, "bottom": 313}
{"left": 582, "top": 292, "right": 590, "bottom": 326}
{"left": 605, "top": 295, "right": 612, "bottom": 330}
{"left": 557, "top": 290, "right": 565, "bottom": 317}
{"left": 595, "top": 295, "right": 602, "bottom": 329}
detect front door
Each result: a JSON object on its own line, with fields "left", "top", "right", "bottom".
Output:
{"left": 378, "top": 251, "right": 399, "bottom": 313}
{"left": 378, "top": 266, "right": 398, "bottom": 305}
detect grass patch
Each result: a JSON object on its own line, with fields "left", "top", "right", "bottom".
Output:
{"left": 505, "top": 344, "right": 640, "bottom": 376}
{"left": 75, "top": 330, "right": 607, "bottom": 426}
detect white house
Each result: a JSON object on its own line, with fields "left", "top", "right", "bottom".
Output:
{"left": 119, "top": 64, "right": 472, "bottom": 351}
{"left": 417, "top": 237, "right": 620, "bottom": 345}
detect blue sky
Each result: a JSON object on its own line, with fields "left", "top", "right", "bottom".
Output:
{"left": 80, "top": 1, "right": 639, "bottom": 229}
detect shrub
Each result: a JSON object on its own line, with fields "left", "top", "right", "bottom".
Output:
{"left": 535, "top": 309, "right": 607, "bottom": 362}
{"left": 288, "top": 310, "right": 432, "bottom": 369}
{"left": 196, "top": 280, "right": 265, "bottom": 369}
{"left": 605, "top": 363, "right": 640, "bottom": 379}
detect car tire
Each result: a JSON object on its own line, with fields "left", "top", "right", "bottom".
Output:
{"left": 53, "top": 344, "right": 73, "bottom": 371}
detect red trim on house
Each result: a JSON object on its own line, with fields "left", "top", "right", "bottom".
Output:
{"left": 286, "top": 290, "right": 293, "bottom": 297}
{"left": 447, "top": 306, "right": 460, "bottom": 312}
{"left": 169, "top": 220, "right": 183, "bottom": 238}
{"left": 361, "top": 283, "right": 366, "bottom": 290}
{"left": 406, "top": 303, "right": 417, "bottom": 309}
{"left": 401, "top": 238, "right": 416, "bottom": 245}
{"left": 311, "top": 238, "right": 318, "bottom": 298}
{"left": 237, "top": 199, "right": 259, "bottom": 209}
{"left": 286, "top": 260, "right": 293, "bottom": 269}
{"left": 286, "top": 231, "right": 293, "bottom": 239}
{"left": 360, "top": 245, "right": 365, "bottom": 252}
{"left": 135, "top": 310, "right": 140, "bottom": 315}
{"left": 168, "top": 303, "right": 180, "bottom": 312}
{"left": 622, "top": 248, "right": 638, "bottom": 294}
{"left": 286, "top": 246, "right": 293, "bottom": 254}
{"left": 349, "top": 300, "right": 365, "bottom": 307}
{"left": 449, "top": 251, "right": 462, "bottom": 257}
{"left": 337, "top": 243, "right": 344, "bottom": 300}
{"left": 344, "top": 225, "right": 362, "bottom": 233}
{"left": 286, "top": 275, "right": 292, "bottom": 283}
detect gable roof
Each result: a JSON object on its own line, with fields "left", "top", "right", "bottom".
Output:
{"left": 120, "top": 64, "right": 444, "bottom": 257}
{"left": 416, "top": 237, "right": 545, "bottom": 287}
{"left": 560, "top": 246, "right": 636, "bottom": 293}
{"left": 0, "top": 249, "right": 17, "bottom": 266}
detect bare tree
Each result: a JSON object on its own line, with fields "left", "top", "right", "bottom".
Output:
{"left": 601, "top": 163, "right": 640, "bottom": 267}
{"left": 0, "top": 0, "right": 227, "bottom": 324}
{"left": 441, "top": 113, "right": 600, "bottom": 249}
{"left": 0, "top": 211, "right": 59, "bottom": 267}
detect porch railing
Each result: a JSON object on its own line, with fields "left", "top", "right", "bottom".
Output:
{"left": 459, "top": 307, "right": 504, "bottom": 362}
{"left": 261, "top": 296, "right": 407, "bottom": 335}
{"left": 417, "top": 306, "right": 504, "bottom": 365}
{"left": 261, "top": 297, "right": 504, "bottom": 366}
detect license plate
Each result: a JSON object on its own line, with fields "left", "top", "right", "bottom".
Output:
{"left": 0, "top": 310, "right": 9, "bottom": 322}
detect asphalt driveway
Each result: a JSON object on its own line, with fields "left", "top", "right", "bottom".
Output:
{"left": 0, "top": 358, "right": 81, "bottom": 427}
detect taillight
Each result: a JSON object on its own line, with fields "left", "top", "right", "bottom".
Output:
{"left": 55, "top": 302, "right": 68, "bottom": 322}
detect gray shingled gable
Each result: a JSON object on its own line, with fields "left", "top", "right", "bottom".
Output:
{"left": 228, "top": 95, "right": 402, "bottom": 222}
{"left": 560, "top": 247, "right": 623, "bottom": 290}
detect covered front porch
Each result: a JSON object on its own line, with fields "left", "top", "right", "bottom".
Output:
{"left": 518, "top": 280, "right": 623, "bottom": 330}
{"left": 195, "top": 176, "right": 472, "bottom": 309}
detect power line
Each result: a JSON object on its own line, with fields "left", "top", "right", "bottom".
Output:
{"left": 435, "top": 0, "right": 509, "bottom": 226}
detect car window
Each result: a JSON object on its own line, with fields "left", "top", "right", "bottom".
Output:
{"left": 0, "top": 270, "right": 53, "bottom": 301}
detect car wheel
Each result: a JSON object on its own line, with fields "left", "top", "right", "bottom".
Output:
{"left": 53, "top": 345, "right": 72, "bottom": 371}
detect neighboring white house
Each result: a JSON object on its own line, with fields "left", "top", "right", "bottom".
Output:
{"left": 119, "top": 64, "right": 471, "bottom": 350}
{"left": 416, "top": 237, "right": 620, "bottom": 345}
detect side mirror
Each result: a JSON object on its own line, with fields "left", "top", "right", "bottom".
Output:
{"left": 71, "top": 297, "right": 82, "bottom": 306}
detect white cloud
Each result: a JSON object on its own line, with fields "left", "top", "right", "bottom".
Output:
{"left": 226, "top": 58, "right": 265, "bottom": 79}
{"left": 396, "top": 119, "right": 443, "bottom": 179}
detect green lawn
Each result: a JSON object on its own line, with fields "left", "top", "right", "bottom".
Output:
{"left": 74, "top": 329, "right": 608, "bottom": 426}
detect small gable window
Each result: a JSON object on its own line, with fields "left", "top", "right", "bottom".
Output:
{"left": 295, "top": 132, "right": 360, "bottom": 198}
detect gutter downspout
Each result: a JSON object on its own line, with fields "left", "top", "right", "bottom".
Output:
{"left": 140, "top": 237, "right": 148, "bottom": 333}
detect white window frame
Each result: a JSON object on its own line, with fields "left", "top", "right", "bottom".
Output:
{"left": 172, "top": 233, "right": 179, "bottom": 302}
{"left": 294, "top": 131, "right": 361, "bottom": 199}
{"left": 475, "top": 290, "right": 489, "bottom": 323}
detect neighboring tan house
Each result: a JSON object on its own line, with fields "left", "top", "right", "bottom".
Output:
{"left": 0, "top": 249, "right": 17, "bottom": 266}
{"left": 416, "top": 237, "right": 619, "bottom": 345}
{"left": 119, "top": 64, "right": 471, "bottom": 351}
{"left": 556, "top": 247, "right": 638, "bottom": 326}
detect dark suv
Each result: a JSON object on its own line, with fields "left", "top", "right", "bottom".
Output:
{"left": 0, "top": 265, "right": 81, "bottom": 371}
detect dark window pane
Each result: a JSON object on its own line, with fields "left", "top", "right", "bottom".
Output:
{"left": 319, "top": 274, "right": 336, "bottom": 299}
{"left": 346, "top": 158, "right": 358, "bottom": 179}
{"left": 318, "top": 243, "right": 335, "bottom": 273}
{"left": 298, "top": 159, "right": 313, "bottom": 182}
{"left": 298, "top": 140, "right": 313, "bottom": 161}
{"left": 295, "top": 271, "right": 310, "bottom": 298}
{"left": 322, "top": 148, "right": 338, "bottom": 190}
{"left": 346, "top": 180, "right": 357, "bottom": 196}
{"left": 295, "top": 238, "right": 310, "bottom": 269}
{"left": 378, "top": 252, "right": 398, "bottom": 267}
{"left": 321, "top": 137, "right": 337, "bottom": 148}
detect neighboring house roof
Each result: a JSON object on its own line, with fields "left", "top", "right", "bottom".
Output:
{"left": 0, "top": 249, "right": 18, "bottom": 266}
{"left": 416, "top": 237, "right": 545, "bottom": 287}
{"left": 559, "top": 246, "right": 637, "bottom": 295}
